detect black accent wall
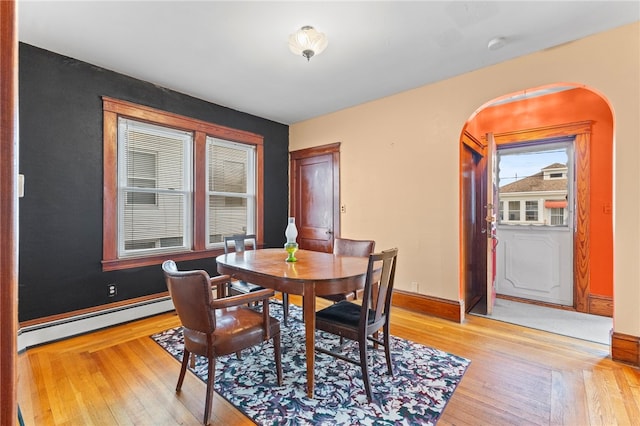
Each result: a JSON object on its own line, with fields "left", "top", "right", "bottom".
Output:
{"left": 18, "top": 43, "right": 289, "bottom": 322}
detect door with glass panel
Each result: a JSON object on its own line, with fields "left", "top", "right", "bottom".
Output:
{"left": 495, "top": 139, "right": 574, "bottom": 305}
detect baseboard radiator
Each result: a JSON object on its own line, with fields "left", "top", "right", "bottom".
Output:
{"left": 17, "top": 296, "right": 175, "bottom": 351}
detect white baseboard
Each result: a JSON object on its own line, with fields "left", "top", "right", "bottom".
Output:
{"left": 18, "top": 297, "right": 175, "bottom": 351}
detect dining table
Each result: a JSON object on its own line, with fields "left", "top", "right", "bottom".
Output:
{"left": 216, "top": 247, "right": 369, "bottom": 398}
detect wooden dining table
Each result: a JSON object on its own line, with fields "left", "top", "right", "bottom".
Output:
{"left": 216, "top": 247, "right": 369, "bottom": 398}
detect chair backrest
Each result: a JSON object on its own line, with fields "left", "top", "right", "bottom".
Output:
{"left": 333, "top": 237, "right": 375, "bottom": 257}
{"left": 224, "top": 234, "right": 257, "bottom": 254}
{"left": 360, "top": 248, "right": 398, "bottom": 332}
{"left": 162, "top": 260, "right": 216, "bottom": 333}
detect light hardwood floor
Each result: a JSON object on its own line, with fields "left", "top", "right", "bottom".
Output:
{"left": 18, "top": 296, "right": 640, "bottom": 425}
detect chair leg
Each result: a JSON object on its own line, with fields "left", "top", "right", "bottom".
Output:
{"left": 359, "top": 335, "right": 373, "bottom": 402}
{"left": 383, "top": 323, "right": 393, "bottom": 376}
{"left": 176, "top": 349, "right": 190, "bottom": 392}
{"left": 373, "top": 330, "right": 380, "bottom": 350}
{"left": 273, "top": 333, "right": 283, "bottom": 386}
{"left": 204, "top": 355, "right": 216, "bottom": 425}
{"left": 282, "top": 292, "right": 289, "bottom": 326}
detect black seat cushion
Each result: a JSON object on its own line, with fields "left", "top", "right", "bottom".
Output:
{"left": 316, "top": 300, "right": 377, "bottom": 327}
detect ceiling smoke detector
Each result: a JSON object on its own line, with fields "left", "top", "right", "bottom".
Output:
{"left": 487, "top": 37, "right": 507, "bottom": 51}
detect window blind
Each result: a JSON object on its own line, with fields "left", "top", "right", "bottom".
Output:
{"left": 118, "top": 118, "right": 193, "bottom": 256}
{"left": 206, "top": 137, "right": 255, "bottom": 245}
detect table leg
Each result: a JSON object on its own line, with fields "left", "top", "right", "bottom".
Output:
{"left": 303, "top": 285, "right": 316, "bottom": 398}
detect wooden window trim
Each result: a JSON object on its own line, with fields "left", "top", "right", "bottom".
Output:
{"left": 102, "top": 97, "right": 264, "bottom": 271}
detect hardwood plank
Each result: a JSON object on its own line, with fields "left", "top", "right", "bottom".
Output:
{"left": 17, "top": 297, "right": 639, "bottom": 425}
{"left": 617, "top": 367, "right": 640, "bottom": 421}
{"left": 550, "top": 369, "right": 589, "bottom": 426}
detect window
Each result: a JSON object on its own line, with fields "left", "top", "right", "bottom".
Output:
{"left": 525, "top": 201, "right": 538, "bottom": 221}
{"left": 206, "top": 138, "right": 255, "bottom": 245}
{"left": 102, "top": 97, "right": 264, "bottom": 271}
{"left": 118, "top": 119, "right": 192, "bottom": 257}
{"left": 550, "top": 208, "right": 565, "bottom": 225}
{"left": 508, "top": 201, "right": 520, "bottom": 221}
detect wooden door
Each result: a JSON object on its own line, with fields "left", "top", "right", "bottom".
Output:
{"left": 290, "top": 143, "right": 340, "bottom": 253}
{"left": 461, "top": 133, "right": 488, "bottom": 314}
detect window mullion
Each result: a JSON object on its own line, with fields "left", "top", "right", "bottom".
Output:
{"left": 193, "top": 131, "right": 207, "bottom": 251}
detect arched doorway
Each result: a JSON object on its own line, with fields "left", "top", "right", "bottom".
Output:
{"left": 460, "top": 84, "right": 614, "bottom": 321}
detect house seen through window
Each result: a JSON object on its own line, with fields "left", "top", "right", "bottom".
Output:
{"left": 497, "top": 141, "right": 572, "bottom": 227}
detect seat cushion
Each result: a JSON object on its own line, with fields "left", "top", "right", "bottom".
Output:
{"left": 183, "top": 306, "right": 279, "bottom": 356}
{"left": 316, "top": 300, "right": 363, "bottom": 327}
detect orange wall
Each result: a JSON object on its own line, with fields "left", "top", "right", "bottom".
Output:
{"left": 464, "top": 87, "right": 613, "bottom": 297}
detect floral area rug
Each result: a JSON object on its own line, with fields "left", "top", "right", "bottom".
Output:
{"left": 151, "top": 302, "right": 470, "bottom": 425}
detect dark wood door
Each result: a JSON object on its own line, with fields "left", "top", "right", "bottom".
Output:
{"left": 290, "top": 143, "right": 340, "bottom": 253}
{"left": 461, "top": 134, "right": 488, "bottom": 314}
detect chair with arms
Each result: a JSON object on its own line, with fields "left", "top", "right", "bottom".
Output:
{"left": 224, "top": 234, "right": 289, "bottom": 325}
{"left": 314, "top": 247, "right": 398, "bottom": 402}
{"left": 320, "top": 237, "right": 376, "bottom": 303}
{"left": 162, "top": 260, "right": 282, "bottom": 425}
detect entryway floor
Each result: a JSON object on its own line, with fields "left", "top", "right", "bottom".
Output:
{"left": 469, "top": 298, "right": 612, "bottom": 345}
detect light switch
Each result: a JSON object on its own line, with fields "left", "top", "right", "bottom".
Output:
{"left": 18, "top": 174, "right": 24, "bottom": 198}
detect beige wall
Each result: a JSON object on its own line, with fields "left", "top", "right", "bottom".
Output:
{"left": 289, "top": 22, "right": 640, "bottom": 336}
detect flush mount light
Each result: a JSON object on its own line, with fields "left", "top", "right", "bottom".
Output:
{"left": 289, "top": 25, "right": 328, "bottom": 61}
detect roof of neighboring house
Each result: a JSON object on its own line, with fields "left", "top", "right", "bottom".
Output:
{"left": 500, "top": 164, "right": 567, "bottom": 193}
{"left": 542, "top": 162, "right": 566, "bottom": 170}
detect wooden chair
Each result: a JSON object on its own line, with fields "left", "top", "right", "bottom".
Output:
{"left": 320, "top": 237, "right": 375, "bottom": 303}
{"left": 223, "top": 234, "right": 289, "bottom": 325}
{"left": 314, "top": 247, "right": 398, "bottom": 402}
{"left": 162, "top": 260, "right": 282, "bottom": 425}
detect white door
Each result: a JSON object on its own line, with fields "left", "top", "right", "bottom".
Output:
{"left": 494, "top": 140, "right": 574, "bottom": 306}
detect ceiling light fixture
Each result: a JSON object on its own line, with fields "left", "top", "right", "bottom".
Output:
{"left": 289, "top": 26, "right": 328, "bottom": 61}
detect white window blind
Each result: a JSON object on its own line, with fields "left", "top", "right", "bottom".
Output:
{"left": 206, "top": 137, "right": 255, "bottom": 246}
{"left": 126, "top": 150, "right": 157, "bottom": 205}
{"left": 117, "top": 118, "right": 193, "bottom": 257}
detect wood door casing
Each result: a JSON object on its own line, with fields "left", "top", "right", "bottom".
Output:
{"left": 485, "top": 133, "right": 498, "bottom": 315}
{"left": 290, "top": 143, "right": 340, "bottom": 253}
{"left": 1, "top": 0, "right": 18, "bottom": 422}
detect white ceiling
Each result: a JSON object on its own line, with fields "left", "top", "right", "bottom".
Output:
{"left": 18, "top": 1, "right": 640, "bottom": 125}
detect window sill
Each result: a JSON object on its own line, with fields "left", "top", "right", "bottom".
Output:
{"left": 102, "top": 248, "right": 225, "bottom": 272}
